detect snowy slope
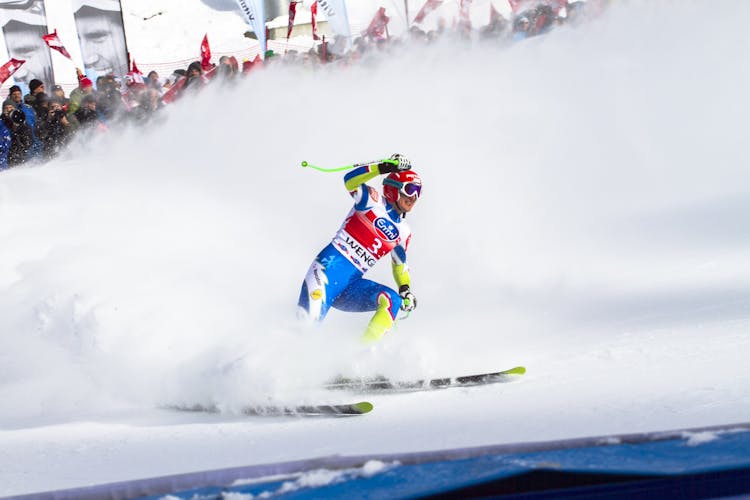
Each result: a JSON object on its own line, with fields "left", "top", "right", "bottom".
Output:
{"left": 1, "top": 0, "right": 750, "bottom": 496}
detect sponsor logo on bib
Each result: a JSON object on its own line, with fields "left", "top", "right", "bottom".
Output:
{"left": 374, "top": 217, "right": 399, "bottom": 241}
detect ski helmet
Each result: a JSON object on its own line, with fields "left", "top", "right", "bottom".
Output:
{"left": 383, "top": 170, "right": 422, "bottom": 205}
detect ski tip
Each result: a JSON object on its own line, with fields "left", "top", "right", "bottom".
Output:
{"left": 352, "top": 401, "right": 374, "bottom": 414}
{"left": 506, "top": 366, "right": 526, "bottom": 375}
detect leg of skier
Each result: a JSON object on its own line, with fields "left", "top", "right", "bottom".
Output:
{"left": 333, "top": 278, "right": 402, "bottom": 342}
{"left": 298, "top": 243, "right": 360, "bottom": 324}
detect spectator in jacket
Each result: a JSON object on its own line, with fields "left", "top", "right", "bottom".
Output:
{"left": 51, "top": 85, "right": 69, "bottom": 109}
{"left": 1, "top": 100, "right": 14, "bottom": 121}
{"left": 24, "top": 78, "right": 45, "bottom": 106}
{"left": 181, "top": 61, "right": 205, "bottom": 93}
{"left": 32, "top": 92, "right": 50, "bottom": 120}
{"left": 130, "top": 87, "right": 163, "bottom": 124}
{"left": 146, "top": 70, "right": 162, "bottom": 92}
{"left": 2, "top": 99, "right": 33, "bottom": 166}
{"left": 0, "top": 108, "right": 10, "bottom": 170}
{"left": 512, "top": 16, "right": 531, "bottom": 41}
{"left": 216, "top": 56, "right": 238, "bottom": 83}
{"left": 95, "top": 74, "right": 124, "bottom": 121}
{"left": 71, "top": 94, "right": 105, "bottom": 132}
{"left": 9, "top": 85, "right": 41, "bottom": 161}
{"left": 38, "top": 99, "right": 72, "bottom": 159}
{"left": 8, "top": 85, "right": 26, "bottom": 110}
{"left": 68, "top": 74, "right": 95, "bottom": 118}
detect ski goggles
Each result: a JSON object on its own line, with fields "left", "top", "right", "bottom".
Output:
{"left": 384, "top": 179, "right": 422, "bottom": 199}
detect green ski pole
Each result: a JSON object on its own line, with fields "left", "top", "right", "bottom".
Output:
{"left": 300, "top": 158, "right": 397, "bottom": 173}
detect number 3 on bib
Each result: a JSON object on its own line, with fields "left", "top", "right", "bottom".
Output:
{"left": 368, "top": 238, "right": 382, "bottom": 255}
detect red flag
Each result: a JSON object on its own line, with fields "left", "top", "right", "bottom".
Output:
{"left": 364, "top": 7, "right": 390, "bottom": 40}
{"left": 414, "top": 0, "right": 443, "bottom": 24}
{"left": 311, "top": 2, "right": 320, "bottom": 41}
{"left": 131, "top": 59, "right": 142, "bottom": 75}
{"left": 42, "top": 29, "right": 72, "bottom": 59}
{"left": 287, "top": 1, "right": 298, "bottom": 40}
{"left": 0, "top": 58, "right": 24, "bottom": 84}
{"left": 200, "top": 34, "right": 212, "bottom": 71}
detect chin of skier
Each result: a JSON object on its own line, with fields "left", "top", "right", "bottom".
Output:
{"left": 297, "top": 153, "right": 421, "bottom": 342}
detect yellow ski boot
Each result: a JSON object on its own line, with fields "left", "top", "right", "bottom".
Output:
{"left": 362, "top": 293, "right": 395, "bottom": 343}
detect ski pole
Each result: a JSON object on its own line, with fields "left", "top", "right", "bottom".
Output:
{"left": 300, "top": 158, "right": 397, "bottom": 173}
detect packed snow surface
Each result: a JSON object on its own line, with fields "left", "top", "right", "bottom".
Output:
{"left": 1, "top": 0, "right": 750, "bottom": 496}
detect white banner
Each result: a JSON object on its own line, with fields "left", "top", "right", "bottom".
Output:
{"left": 0, "top": 0, "right": 55, "bottom": 89}
{"left": 316, "top": 0, "right": 350, "bottom": 54}
{"left": 235, "top": 0, "right": 266, "bottom": 56}
{"left": 71, "top": 0, "right": 129, "bottom": 80}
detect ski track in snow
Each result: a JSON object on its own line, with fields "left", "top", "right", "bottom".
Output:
{"left": 1, "top": 0, "right": 750, "bottom": 496}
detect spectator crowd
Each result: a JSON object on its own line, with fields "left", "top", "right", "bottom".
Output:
{"left": 0, "top": 0, "right": 602, "bottom": 171}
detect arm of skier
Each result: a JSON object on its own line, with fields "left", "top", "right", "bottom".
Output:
{"left": 392, "top": 246, "right": 417, "bottom": 312}
{"left": 391, "top": 246, "right": 410, "bottom": 289}
{"left": 343, "top": 163, "right": 387, "bottom": 192}
{"left": 343, "top": 154, "right": 411, "bottom": 192}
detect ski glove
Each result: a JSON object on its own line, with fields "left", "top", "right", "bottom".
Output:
{"left": 379, "top": 153, "right": 411, "bottom": 173}
{"left": 399, "top": 285, "right": 417, "bottom": 312}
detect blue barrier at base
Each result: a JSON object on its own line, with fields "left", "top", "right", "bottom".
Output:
{"left": 8, "top": 421, "right": 750, "bottom": 500}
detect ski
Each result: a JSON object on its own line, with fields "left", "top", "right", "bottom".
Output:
{"left": 325, "top": 366, "right": 526, "bottom": 393}
{"left": 168, "top": 401, "right": 373, "bottom": 417}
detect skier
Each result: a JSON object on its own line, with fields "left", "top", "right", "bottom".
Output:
{"left": 297, "top": 154, "right": 421, "bottom": 342}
